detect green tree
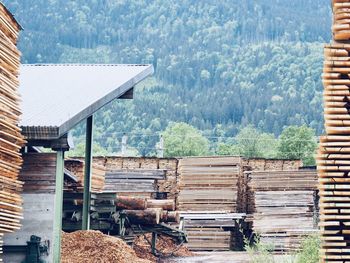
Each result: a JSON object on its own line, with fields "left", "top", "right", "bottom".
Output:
{"left": 162, "top": 122, "right": 209, "bottom": 157}
{"left": 217, "top": 125, "right": 277, "bottom": 158}
{"left": 67, "top": 141, "right": 109, "bottom": 157}
{"left": 278, "top": 125, "right": 317, "bottom": 166}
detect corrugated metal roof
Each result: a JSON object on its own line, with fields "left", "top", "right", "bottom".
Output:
{"left": 19, "top": 64, "right": 154, "bottom": 137}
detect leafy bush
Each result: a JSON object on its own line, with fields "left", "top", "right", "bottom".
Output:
{"left": 296, "top": 235, "right": 320, "bottom": 263}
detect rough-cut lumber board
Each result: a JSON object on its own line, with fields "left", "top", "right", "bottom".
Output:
{"left": 0, "top": 4, "right": 24, "bottom": 257}
{"left": 247, "top": 170, "right": 318, "bottom": 252}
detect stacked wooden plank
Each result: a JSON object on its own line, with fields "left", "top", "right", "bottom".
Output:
{"left": 103, "top": 169, "right": 165, "bottom": 198}
{"left": 317, "top": 1, "right": 350, "bottom": 261}
{"left": 177, "top": 157, "right": 245, "bottom": 251}
{"left": 104, "top": 157, "right": 179, "bottom": 201}
{"left": 247, "top": 170, "right": 318, "bottom": 252}
{"left": 19, "top": 153, "right": 56, "bottom": 193}
{"left": 333, "top": 1, "right": 350, "bottom": 41}
{"left": 181, "top": 212, "right": 245, "bottom": 251}
{"left": 65, "top": 159, "right": 106, "bottom": 192}
{"left": 0, "top": 3, "right": 24, "bottom": 261}
{"left": 178, "top": 156, "right": 243, "bottom": 212}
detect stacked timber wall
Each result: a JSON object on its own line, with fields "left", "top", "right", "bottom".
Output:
{"left": 317, "top": 1, "right": 350, "bottom": 262}
{"left": 3, "top": 153, "right": 55, "bottom": 263}
{"left": 0, "top": 3, "right": 24, "bottom": 262}
{"left": 64, "top": 155, "right": 317, "bottom": 252}
{"left": 246, "top": 170, "right": 318, "bottom": 252}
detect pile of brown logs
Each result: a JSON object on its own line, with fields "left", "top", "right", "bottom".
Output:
{"left": 0, "top": 3, "right": 24, "bottom": 261}
{"left": 116, "top": 196, "right": 179, "bottom": 225}
{"left": 317, "top": 1, "right": 350, "bottom": 262}
{"left": 65, "top": 159, "right": 106, "bottom": 192}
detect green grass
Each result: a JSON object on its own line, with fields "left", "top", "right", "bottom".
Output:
{"left": 245, "top": 234, "right": 320, "bottom": 263}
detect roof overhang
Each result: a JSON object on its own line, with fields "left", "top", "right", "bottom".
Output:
{"left": 19, "top": 64, "right": 154, "bottom": 145}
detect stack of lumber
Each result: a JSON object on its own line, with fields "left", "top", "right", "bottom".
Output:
{"left": 177, "top": 157, "right": 245, "bottom": 251}
{"left": 317, "top": 2, "right": 350, "bottom": 261}
{"left": 247, "top": 170, "right": 318, "bottom": 252}
{"left": 103, "top": 169, "right": 165, "bottom": 198}
{"left": 178, "top": 156, "right": 244, "bottom": 212}
{"left": 19, "top": 153, "right": 56, "bottom": 193}
{"left": 104, "top": 157, "right": 179, "bottom": 201}
{"left": 333, "top": 1, "right": 350, "bottom": 41}
{"left": 181, "top": 212, "right": 245, "bottom": 251}
{"left": 65, "top": 159, "right": 106, "bottom": 192}
{"left": 0, "top": 3, "right": 24, "bottom": 261}
{"left": 242, "top": 158, "right": 301, "bottom": 171}
{"left": 157, "top": 159, "right": 178, "bottom": 201}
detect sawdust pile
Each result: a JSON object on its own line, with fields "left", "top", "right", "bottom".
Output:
{"left": 133, "top": 234, "right": 194, "bottom": 262}
{"left": 61, "top": 231, "right": 151, "bottom": 263}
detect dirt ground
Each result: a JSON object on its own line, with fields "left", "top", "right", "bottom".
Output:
{"left": 162, "top": 251, "right": 294, "bottom": 263}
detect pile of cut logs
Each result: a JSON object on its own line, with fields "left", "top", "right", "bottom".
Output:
{"left": 0, "top": 3, "right": 24, "bottom": 261}
{"left": 65, "top": 159, "right": 106, "bottom": 192}
{"left": 247, "top": 170, "right": 318, "bottom": 252}
{"left": 317, "top": 1, "right": 350, "bottom": 261}
{"left": 116, "top": 196, "right": 179, "bottom": 225}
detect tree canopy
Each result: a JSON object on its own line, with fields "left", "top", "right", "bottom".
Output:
{"left": 2, "top": 0, "right": 330, "bottom": 156}
{"left": 162, "top": 122, "right": 209, "bottom": 157}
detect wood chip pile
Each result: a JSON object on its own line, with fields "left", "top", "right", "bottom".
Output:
{"left": 65, "top": 159, "right": 106, "bottom": 192}
{"left": 61, "top": 230, "right": 151, "bottom": 263}
{"left": 317, "top": 1, "right": 350, "bottom": 262}
{"left": 133, "top": 233, "right": 193, "bottom": 262}
{"left": 247, "top": 170, "right": 318, "bottom": 252}
{"left": 0, "top": 3, "right": 24, "bottom": 261}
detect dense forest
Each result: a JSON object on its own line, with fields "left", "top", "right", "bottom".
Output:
{"left": 4, "top": 0, "right": 332, "bottom": 156}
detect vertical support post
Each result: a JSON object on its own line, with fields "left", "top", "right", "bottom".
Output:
{"left": 53, "top": 150, "right": 64, "bottom": 263}
{"left": 121, "top": 134, "right": 128, "bottom": 156}
{"left": 158, "top": 135, "right": 164, "bottom": 158}
{"left": 82, "top": 115, "right": 94, "bottom": 230}
{"left": 151, "top": 232, "right": 157, "bottom": 255}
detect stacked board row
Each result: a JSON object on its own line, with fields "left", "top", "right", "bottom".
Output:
{"left": 178, "top": 156, "right": 244, "bottom": 212}
{"left": 103, "top": 169, "right": 165, "bottom": 198}
{"left": 181, "top": 212, "right": 245, "bottom": 251}
{"left": 177, "top": 157, "right": 244, "bottom": 251}
{"left": 65, "top": 159, "right": 106, "bottom": 192}
{"left": 247, "top": 170, "right": 318, "bottom": 252}
{"left": 0, "top": 3, "right": 24, "bottom": 261}
{"left": 318, "top": 3, "right": 350, "bottom": 260}
{"left": 333, "top": 1, "right": 350, "bottom": 41}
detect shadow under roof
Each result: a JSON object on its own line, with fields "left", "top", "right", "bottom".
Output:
{"left": 19, "top": 64, "right": 154, "bottom": 138}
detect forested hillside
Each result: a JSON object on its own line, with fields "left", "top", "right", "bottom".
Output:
{"left": 4, "top": 0, "right": 332, "bottom": 155}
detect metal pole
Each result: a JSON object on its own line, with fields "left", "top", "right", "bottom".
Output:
{"left": 82, "top": 115, "right": 94, "bottom": 230}
{"left": 151, "top": 232, "right": 157, "bottom": 255}
{"left": 121, "top": 134, "right": 128, "bottom": 156}
{"left": 53, "top": 150, "right": 64, "bottom": 263}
